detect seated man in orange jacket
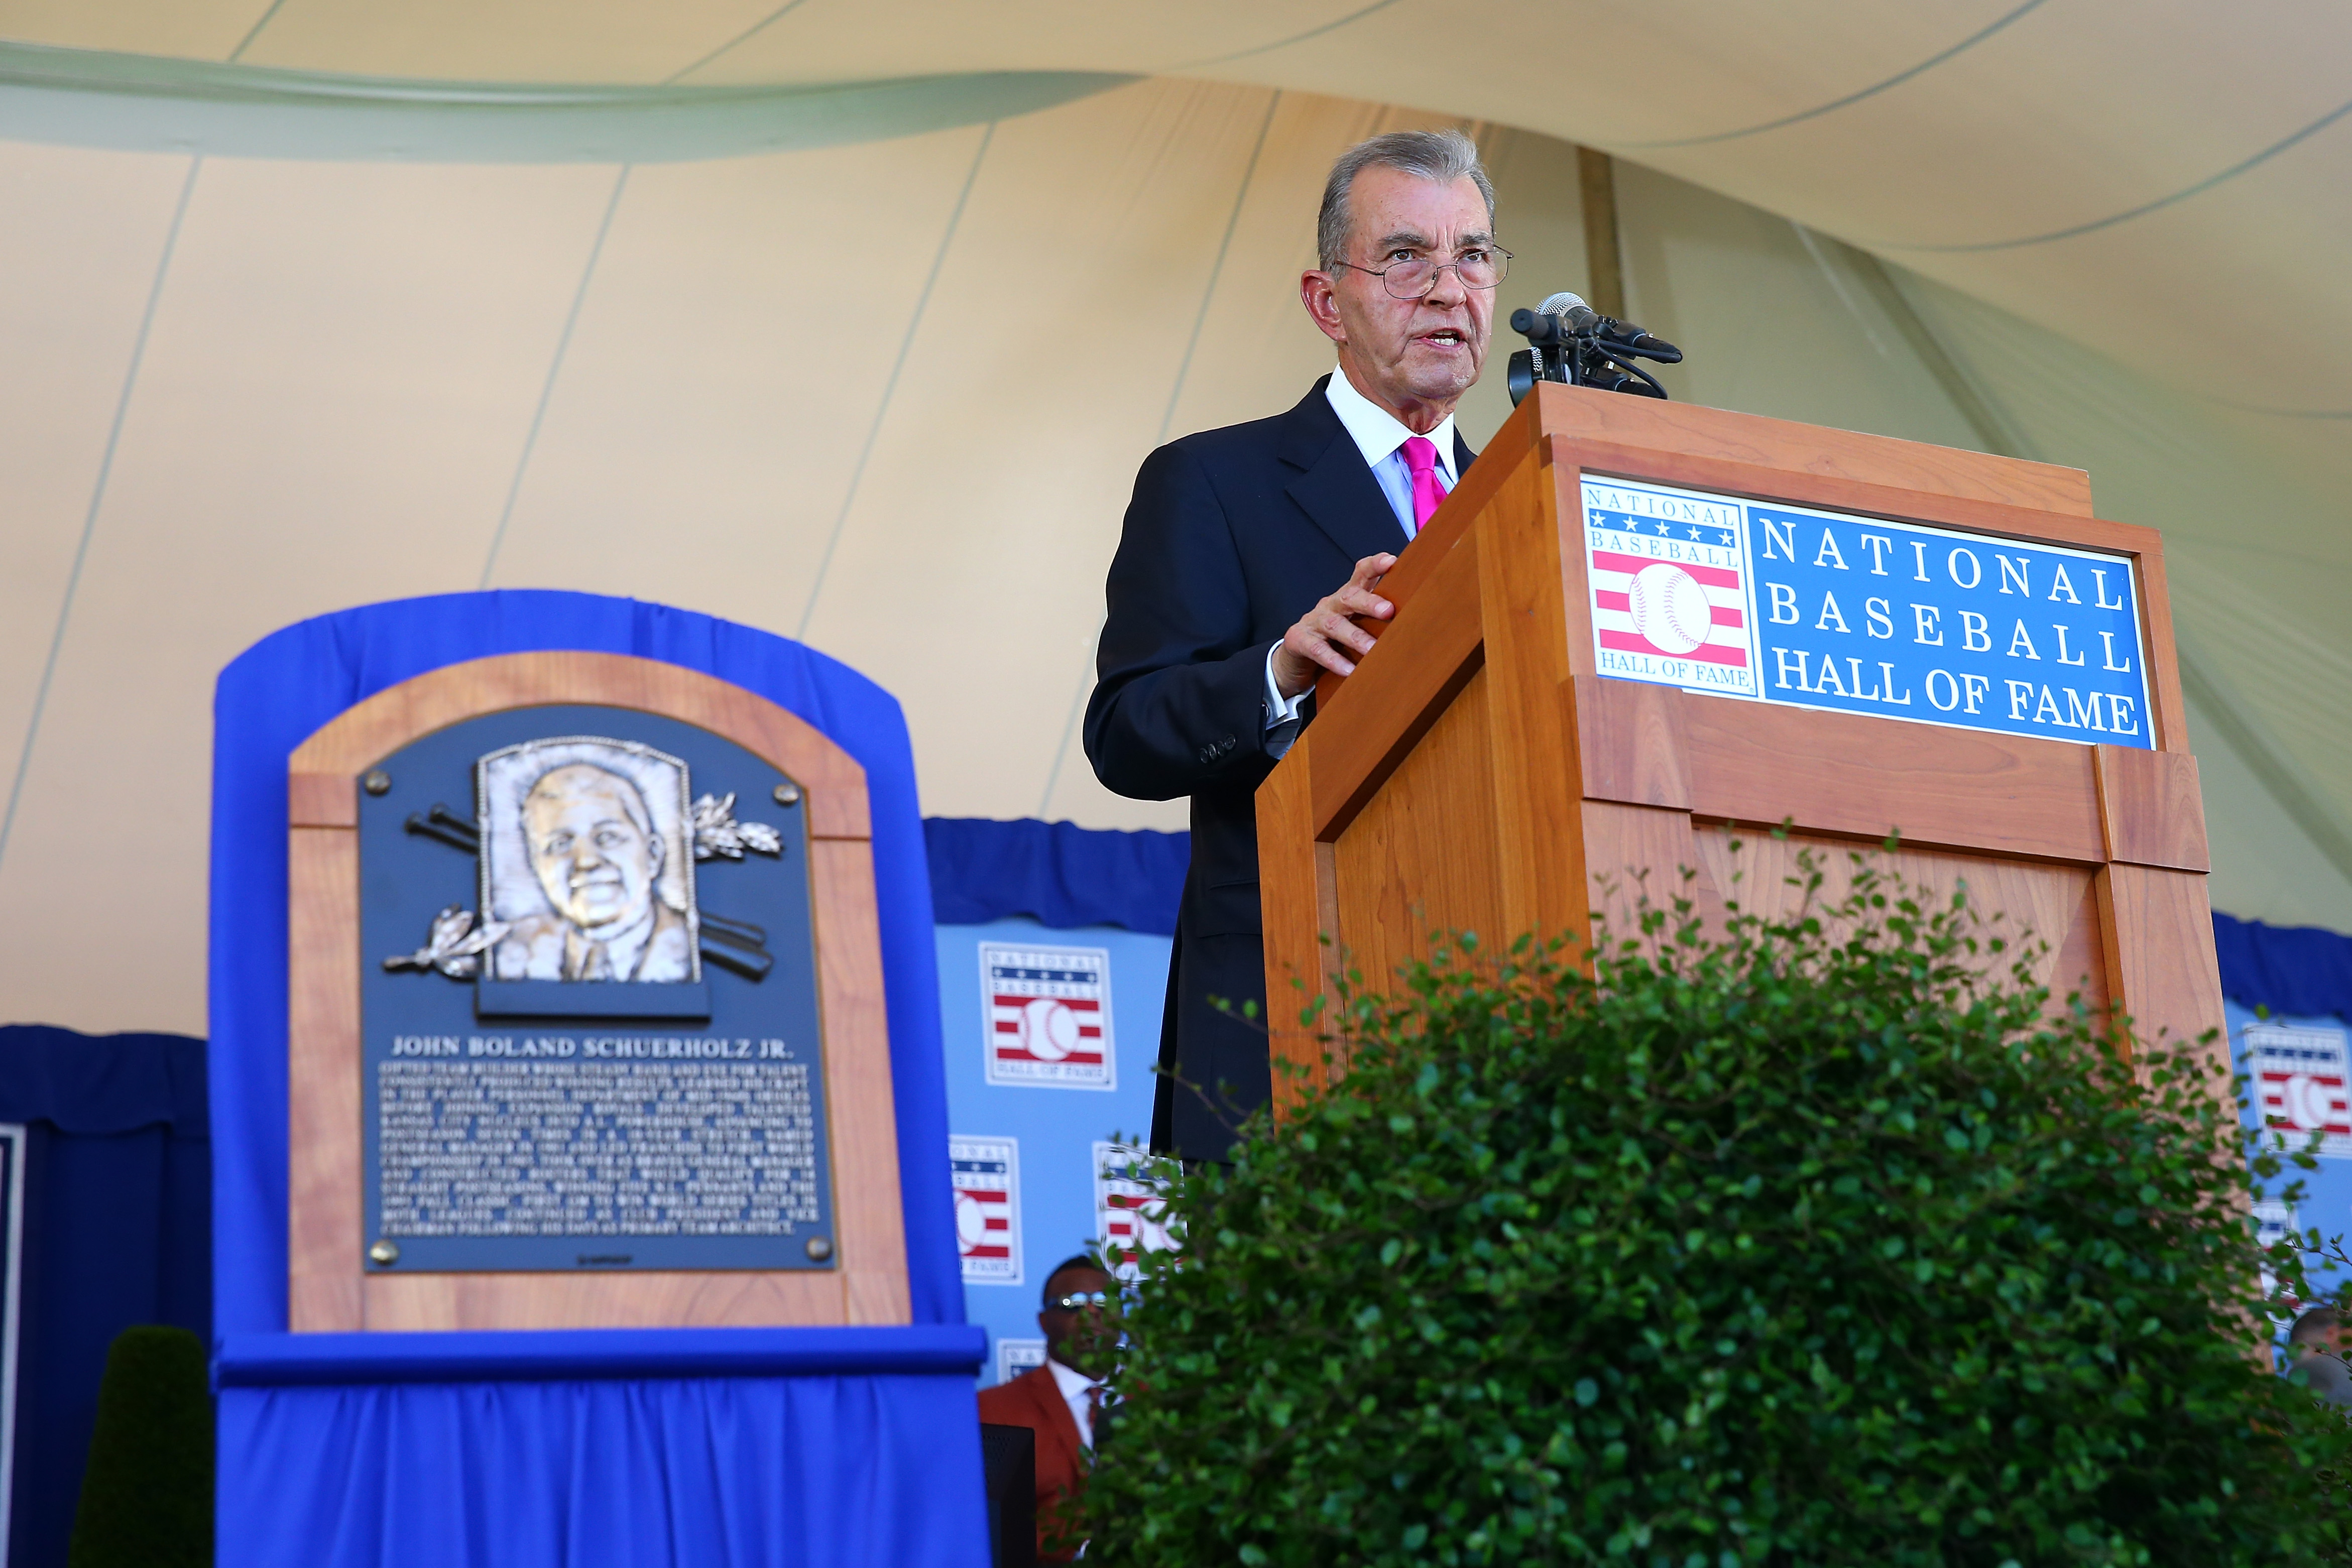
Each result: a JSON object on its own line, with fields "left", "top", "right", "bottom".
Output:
{"left": 977, "top": 1256, "right": 1117, "bottom": 1559}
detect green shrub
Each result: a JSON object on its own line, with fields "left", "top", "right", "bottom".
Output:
{"left": 70, "top": 1324, "right": 212, "bottom": 1568}
{"left": 1086, "top": 849, "right": 2348, "bottom": 1566}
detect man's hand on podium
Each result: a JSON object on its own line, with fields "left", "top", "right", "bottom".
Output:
{"left": 1272, "top": 552, "right": 1397, "bottom": 698}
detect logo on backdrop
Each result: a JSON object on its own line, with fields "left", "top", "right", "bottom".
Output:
{"left": 981, "top": 944, "right": 1115, "bottom": 1090}
{"left": 1094, "top": 1141, "right": 1177, "bottom": 1281}
{"left": 951, "top": 1136, "right": 1022, "bottom": 1283}
{"left": 1581, "top": 477, "right": 2154, "bottom": 750}
{"left": 996, "top": 1337, "right": 1048, "bottom": 1385}
{"left": 2249, "top": 1023, "right": 2352, "bottom": 1158}
{"left": 2255, "top": 1197, "right": 2301, "bottom": 1300}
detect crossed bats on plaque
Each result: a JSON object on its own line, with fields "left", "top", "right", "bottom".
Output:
{"left": 383, "top": 735, "right": 782, "bottom": 987}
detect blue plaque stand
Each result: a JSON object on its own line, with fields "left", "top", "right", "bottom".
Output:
{"left": 209, "top": 591, "right": 986, "bottom": 1568}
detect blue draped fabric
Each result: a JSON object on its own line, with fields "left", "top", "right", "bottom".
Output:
{"left": 217, "top": 1373, "right": 981, "bottom": 1566}
{"left": 214, "top": 1324, "right": 988, "bottom": 1385}
{"left": 922, "top": 816, "right": 1188, "bottom": 933}
{"left": 209, "top": 591, "right": 984, "bottom": 1568}
{"left": 0, "top": 1026, "right": 209, "bottom": 1568}
{"left": 2214, "top": 911, "right": 2352, "bottom": 1021}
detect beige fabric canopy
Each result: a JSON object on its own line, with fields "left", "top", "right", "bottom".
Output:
{"left": 2, "top": 3, "right": 2346, "bottom": 1035}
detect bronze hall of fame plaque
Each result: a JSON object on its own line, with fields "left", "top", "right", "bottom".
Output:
{"left": 360, "top": 704, "right": 834, "bottom": 1274}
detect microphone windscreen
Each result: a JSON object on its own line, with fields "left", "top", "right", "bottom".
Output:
{"left": 1538, "top": 291, "right": 1601, "bottom": 332}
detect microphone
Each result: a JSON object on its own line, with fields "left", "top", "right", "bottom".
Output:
{"left": 1506, "top": 288, "right": 1686, "bottom": 404}
{"left": 1557, "top": 292, "right": 1683, "bottom": 361}
{"left": 1537, "top": 291, "right": 1601, "bottom": 334}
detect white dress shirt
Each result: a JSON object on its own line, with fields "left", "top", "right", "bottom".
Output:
{"left": 1047, "top": 1355, "right": 1106, "bottom": 1449}
{"left": 1321, "top": 363, "right": 1460, "bottom": 534}
{"left": 1261, "top": 370, "right": 1461, "bottom": 750}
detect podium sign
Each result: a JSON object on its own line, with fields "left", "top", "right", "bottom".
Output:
{"left": 1582, "top": 476, "right": 2155, "bottom": 748}
{"left": 288, "top": 652, "right": 909, "bottom": 1331}
{"left": 1260, "top": 386, "right": 2223, "bottom": 1108}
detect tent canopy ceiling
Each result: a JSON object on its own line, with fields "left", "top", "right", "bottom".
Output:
{"left": 3, "top": 5, "right": 2349, "bottom": 1036}
{"left": 4, "top": 2, "right": 2348, "bottom": 412}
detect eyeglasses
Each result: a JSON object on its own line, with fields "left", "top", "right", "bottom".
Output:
{"left": 1332, "top": 246, "right": 1511, "bottom": 299}
{"left": 1049, "top": 1291, "right": 1113, "bottom": 1312}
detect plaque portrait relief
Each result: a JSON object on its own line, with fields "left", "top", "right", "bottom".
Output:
{"left": 480, "top": 738, "right": 699, "bottom": 985}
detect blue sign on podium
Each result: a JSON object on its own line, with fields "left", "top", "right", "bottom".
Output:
{"left": 1580, "top": 475, "right": 2155, "bottom": 749}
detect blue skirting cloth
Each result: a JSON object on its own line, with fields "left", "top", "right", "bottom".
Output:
{"left": 208, "top": 591, "right": 985, "bottom": 1568}
{"left": 219, "top": 1371, "right": 981, "bottom": 1566}
{"left": 923, "top": 815, "right": 1188, "bottom": 933}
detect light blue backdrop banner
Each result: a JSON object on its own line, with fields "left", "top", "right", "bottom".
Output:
{"left": 936, "top": 918, "right": 1169, "bottom": 1384}
{"left": 1581, "top": 476, "right": 2154, "bottom": 748}
{"left": 208, "top": 590, "right": 985, "bottom": 1568}
{"left": 2234, "top": 998, "right": 2352, "bottom": 1307}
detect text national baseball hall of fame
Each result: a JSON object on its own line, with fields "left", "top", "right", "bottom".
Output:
{"left": 1582, "top": 476, "right": 2154, "bottom": 750}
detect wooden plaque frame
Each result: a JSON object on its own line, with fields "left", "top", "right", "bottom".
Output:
{"left": 1260, "top": 383, "right": 2224, "bottom": 1108}
{"left": 287, "top": 651, "right": 909, "bottom": 1332}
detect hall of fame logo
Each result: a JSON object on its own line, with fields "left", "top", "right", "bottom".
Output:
{"left": 951, "top": 1135, "right": 1021, "bottom": 1283}
{"left": 995, "top": 1337, "right": 1048, "bottom": 1386}
{"left": 981, "top": 944, "right": 1114, "bottom": 1090}
{"left": 2249, "top": 1022, "right": 2352, "bottom": 1158}
{"left": 1583, "top": 478, "right": 1757, "bottom": 699}
{"left": 1094, "top": 1141, "right": 1178, "bottom": 1281}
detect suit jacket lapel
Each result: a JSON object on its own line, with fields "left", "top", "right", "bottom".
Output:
{"left": 1027, "top": 1365, "right": 1087, "bottom": 1481}
{"left": 1280, "top": 376, "right": 1410, "bottom": 561}
{"left": 1454, "top": 428, "right": 1477, "bottom": 478}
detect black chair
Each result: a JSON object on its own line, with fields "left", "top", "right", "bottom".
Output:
{"left": 979, "top": 1422, "right": 1037, "bottom": 1567}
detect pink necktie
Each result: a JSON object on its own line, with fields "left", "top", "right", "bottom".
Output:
{"left": 1401, "top": 436, "right": 1446, "bottom": 535}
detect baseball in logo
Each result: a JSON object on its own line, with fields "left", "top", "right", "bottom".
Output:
{"left": 981, "top": 943, "right": 1115, "bottom": 1089}
{"left": 2249, "top": 1022, "right": 2352, "bottom": 1159}
{"left": 1625, "top": 562, "right": 1716, "bottom": 656}
{"left": 951, "top": 1136, "right": 1021, "bottom": 1282}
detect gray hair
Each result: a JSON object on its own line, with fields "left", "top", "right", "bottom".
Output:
{"left": 1317, "top": 129, "right": 1496, "bottom": 271}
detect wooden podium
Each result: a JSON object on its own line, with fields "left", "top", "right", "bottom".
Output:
{"left": 1257, "top": 384, "right": 2222, "bottom": 1102}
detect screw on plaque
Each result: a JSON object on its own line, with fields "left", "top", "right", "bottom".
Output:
{"left": 364, "top": 770, "right": 392, "bottom": 796}
{"left": 368, "top": 1239, "right": 400, "bottom": 1266}
{"left": 773, "top": 782, "right": 802, "bottom": 807}
{"left": 805, "top": 1236, "right": 834, "bottom": 1261}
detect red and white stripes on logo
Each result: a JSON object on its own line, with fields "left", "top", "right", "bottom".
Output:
{"left": 1589, "top": 549, "right": 1749, "bottom": 666}
{"left": 955, "top": 1184, "right": 1012, "bottom": 1260}
{"left": 992, "top": 993, "right": 1104, "bottom": 1065}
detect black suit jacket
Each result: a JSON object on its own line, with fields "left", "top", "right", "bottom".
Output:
{"left": 1084, "top": 377, "right": 1477, "bottom": 1159}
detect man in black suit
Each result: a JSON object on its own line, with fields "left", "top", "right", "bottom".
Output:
{"left": 1084, "top": 129, "right": 1507, "bottom": 1159}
